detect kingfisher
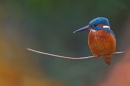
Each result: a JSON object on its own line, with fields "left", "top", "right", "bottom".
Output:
{"left": 73, "top": 17, "right": 116, "bottom": 65}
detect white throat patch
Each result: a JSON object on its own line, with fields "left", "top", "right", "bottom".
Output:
{"left": 103, "top": 25, "right": 110, "bottom": 29}
{"left": 90, "top": 29, "right": 96, "bottom": 32}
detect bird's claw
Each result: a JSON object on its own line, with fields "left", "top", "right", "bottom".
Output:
{"left": 107, "top": 53, "right": 111, "bottom": 56}
{"left": 95, "top": 55, "right": 99, "bottom": 58}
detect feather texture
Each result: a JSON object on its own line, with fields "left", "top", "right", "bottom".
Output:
{"left": 88, "top": 29, "right": 116, "bottom": 64}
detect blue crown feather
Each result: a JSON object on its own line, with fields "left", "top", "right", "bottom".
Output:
{"left": 89, "top": 17, "right": 110, "bottom": 26}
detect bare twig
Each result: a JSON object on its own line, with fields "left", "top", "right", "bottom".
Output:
{"left": 27, "top": 48, "right": 129, "bottom": 60}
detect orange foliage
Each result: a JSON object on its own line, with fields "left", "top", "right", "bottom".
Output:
{"left": 0, "top": 63, "right": 22, "bottom": 86}
{"left": 98, "top": 52, "right": 130, "bottom": 86}
{"left": 0, "top": 30, "right": 66, "bottom": 86}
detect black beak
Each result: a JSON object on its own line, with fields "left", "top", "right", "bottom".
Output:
{"left": 73, "top": 25, "right": 90, "bottom": 33}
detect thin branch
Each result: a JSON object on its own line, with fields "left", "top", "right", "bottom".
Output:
{"left": 26, "top": 48, "right": 129, "bottom": 60}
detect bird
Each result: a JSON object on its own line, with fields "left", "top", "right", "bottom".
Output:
{"left": 73, "top": 17, "right": 116, "bottom": 65}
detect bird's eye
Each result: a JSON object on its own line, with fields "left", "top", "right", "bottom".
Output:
{"left": 90, "top": 25, "right": 97, "bottom": 28}
{"left": 94, "top": 25, "right": 97, "bottom": 27}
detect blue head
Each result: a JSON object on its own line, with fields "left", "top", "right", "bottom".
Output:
{"left": 74, "top": 17, "right": 110, "bottom": 33}
{"left": 89, "top": 17, "right": 110, "bottom": 26}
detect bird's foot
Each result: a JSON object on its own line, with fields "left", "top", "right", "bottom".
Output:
{"left": 95, "top": 55, "right": 99, "bottom": 58}
{"left": 107, "top": 53, "right": 111, "bottom": 56}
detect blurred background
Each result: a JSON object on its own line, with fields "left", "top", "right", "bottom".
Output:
{"left": 0, "top": 0, "right": 130, "bottom": 86}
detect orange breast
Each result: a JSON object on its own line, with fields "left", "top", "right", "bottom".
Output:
{"left": 88, "top": 30, "right": 116, "bottom": 56}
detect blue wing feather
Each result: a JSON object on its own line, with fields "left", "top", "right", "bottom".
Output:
{"left": 105, "top": 28, "right": 116, "bottom": 38}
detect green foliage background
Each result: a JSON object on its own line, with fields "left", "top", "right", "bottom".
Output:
{"left": 0, "top": 0, "right": 130, "bottom": 86}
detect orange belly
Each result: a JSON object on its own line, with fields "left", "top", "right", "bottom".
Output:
{"left": 88, "top": 30, "right": 116, "bottom": 56}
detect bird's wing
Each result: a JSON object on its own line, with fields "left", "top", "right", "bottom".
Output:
{"left": 105, "top": 28, "right": 116, "bottom": 38}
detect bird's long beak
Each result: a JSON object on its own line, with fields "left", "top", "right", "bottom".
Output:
{"left": 73, "top": 25, "right": 90, "bottom": 33}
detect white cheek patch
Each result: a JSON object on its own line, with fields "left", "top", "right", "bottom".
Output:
{"left": 103, "top": 25, "right": 110, "bottom": 29}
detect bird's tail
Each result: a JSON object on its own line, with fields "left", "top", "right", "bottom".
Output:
{"left": 102, "top": 55, "right": 112, "bottom": 65}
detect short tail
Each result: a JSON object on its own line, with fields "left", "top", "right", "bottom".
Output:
{"left": 102, "top": 55, "right": 112, "bottom": 65}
